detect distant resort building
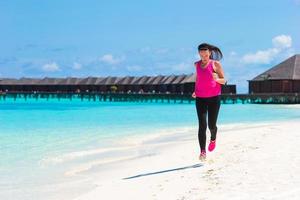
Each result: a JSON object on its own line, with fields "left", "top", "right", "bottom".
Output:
{"left": 2, "top": 54, "right": 300, "bottom": 96}
{"left": 2, "top": 55, "right": 300, "bottom": 103}
{"left": 249, "top": 54, "right": 300, "bottom": 93}
{"left": 0, "top": 73, "right": 237, "bottom": 94}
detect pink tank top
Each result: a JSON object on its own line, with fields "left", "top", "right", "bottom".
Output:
{"left": 195, "top": 59, "right": 221, "bottom": 98}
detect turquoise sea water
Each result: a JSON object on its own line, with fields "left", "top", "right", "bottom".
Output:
{"left": 1, "top": 97, "right": 300, "bottom": 199}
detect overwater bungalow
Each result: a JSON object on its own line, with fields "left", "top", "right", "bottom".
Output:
{"left": 159, "top": 74, "right": 177, "bottom": 93}
{"left": 131, "top": 75, "right": 151, "bottom": 93}
{"left": 180, "top": 73, "right": 196, "bottom": 94}
{"left": 145, "top": 75, "right": 165, "bottom": 93}
{"left": 77, "top": 77, "right": 100, "bottom": 92}
{"left": 0, "top": 73, "right": 236, "bottom": 94}
{"left": 115, "top": 76, "right": 135, "bottom": 93}
{"left": 171, "top": 74, "right": 187, "bottom": 94}
{"left": 16, "top": 77, "right": 41, "bottom": 92}
{"left": 98, "top": 76, "right": 123, "bottom": 93}
{"left": 248, "top": 54, "right": 300, "bottom": 93}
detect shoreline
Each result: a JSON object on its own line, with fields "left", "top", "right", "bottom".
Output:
{"left": 1, "top": 104, "right": 300, "bottom": 200}
{"left": 71, "top": 118, "right": 300, "bottom": 200}
{"left": 40, "top": 120, "right": 283, "bottom": 175}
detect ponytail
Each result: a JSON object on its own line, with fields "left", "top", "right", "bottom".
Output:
{"left": 198, "top": 43, "right": 223, "bottom": 60}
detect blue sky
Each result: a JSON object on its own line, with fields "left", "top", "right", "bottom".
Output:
{"left": 0, "top": 0, "right": 300, "bottom": 93}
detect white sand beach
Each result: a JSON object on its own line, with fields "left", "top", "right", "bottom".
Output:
{"left": 70, "top": 118, "right": 300, "bottom": 200}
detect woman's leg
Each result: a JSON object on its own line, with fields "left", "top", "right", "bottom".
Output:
{"left": 195, "top": 97, "right": 208, "bottom": 151}
{"left": 207, "top": 95, "right": 221, "bottom": 141}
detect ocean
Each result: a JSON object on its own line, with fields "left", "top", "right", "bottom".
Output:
{"left": 1, "top": 97, "right": 300, "bottom": 199}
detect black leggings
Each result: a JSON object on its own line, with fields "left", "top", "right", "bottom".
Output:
{"left": 195, "top": 95, "right": 221, "bottom": 151}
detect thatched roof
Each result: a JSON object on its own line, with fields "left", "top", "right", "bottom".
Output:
{"left": 37, "top": 77, "right": 64, "bottom": 85}
{"left": 132, "top": 75, "right": 151, "bottom": 85}
{"left": 180, "top": 73, "right": 195, "bottom": 83}
{"left": 0, "top": 78, "right": 18, "bottom": 85}
{"left": 0, "top": 73, "right": 197, "bottom": 86}
{"left": 159, "top": 75, "right": 168, "bottom": 84}
{"left": 161, "top": 75, "right": 177, "bottom": 84}
{"left": 129, "top": 76, "right": 141, "bottom": 85}
{"left": 114, "top": 77, "right": 123, "bottom": 85}
{"left": 150, "top": 75, "right": 165, "bottom": 85}
{"left": 16, "top": 78, "right": 41, "bottom": 85}
{"left": 116, "top": 76, "right": 135, "bottom": 85}
{"left": 171, "top": 74, "right": 187, "bottom": 84}
{"left": 94, "top": 77, "right": 106, "bottom": 85}
{"left": 251, "top": 54, "right": 300, "bottom": 81}
{"left": 58, "top": 77, "right": 82, "bottom": 85}
{"left": 144, "top": 76, "right": 157, "bottom": 85}
{"left": 97, "top": 76, "right": 122, "bottom": 85}
{"left": 78, "top": 77, "right": 99, "bottom": 85}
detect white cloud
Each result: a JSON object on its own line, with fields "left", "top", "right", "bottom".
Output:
{"left": 155, "top": 48, "right": 169, "bottom": 54}
{"left": 99, "top": 54, "right": 125, "bottom": 65}
{"left": 42, "top": 62, "right": 60, "bottom": 72}
{"left": 272, "top": 35, "right": 292, "bottom": 49}
{"left": 126, "top": 65, "right": 143, "bottom": 72}
{"left": 229, "top": 51, "right": 237, "bottom": 56}
{"left": 242, "top": 48, "right": 280, "bottom": 64}
{"left": 241, "top": 34, "right": 292, "bottom": 64}
{"left": 294, "top": 0, "right": 300, "bottom": 5}
{"left": 171, "top": 62, "right": 191, "bottom": 72}
{"left": 72, "top": 62, "right": 82, "bottom": 70}
{"left": 139, "top": 47, "right": 169, "bottom": 54}
{"left": 140, "top": 47, "right": 151, "bottom": 53}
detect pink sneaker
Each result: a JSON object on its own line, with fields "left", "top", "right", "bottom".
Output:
{"left": 199, "top": 150, "right": 206, "bottom": 161}
{"left": 208, "top": 140, "right": 216, "bottom": 152}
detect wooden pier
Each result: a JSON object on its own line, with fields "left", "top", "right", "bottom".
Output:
{"left": 0, "top": 92, "right": 299, "bottom": 104}
{"left": 221, "top": 93, "right": 300, "bottom": 104}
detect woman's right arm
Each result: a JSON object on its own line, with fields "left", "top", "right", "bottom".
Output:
{"left": 192, "top": 62, "right": 197, "bottom": 98}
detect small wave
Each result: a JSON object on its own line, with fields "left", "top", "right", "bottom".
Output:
{"left": 39, "top": 146, "right": 135, "bottom": 166}
{"left": 64, "top": 154, "right": 153, "bottom": 176}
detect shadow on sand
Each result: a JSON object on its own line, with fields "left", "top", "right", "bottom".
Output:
{"left": 122, "top": 163, "right": 203, "bottom": 180}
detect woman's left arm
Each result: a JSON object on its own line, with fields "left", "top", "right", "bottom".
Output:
{"left": 213, "top": 61, "right": 227, "bottom": 85}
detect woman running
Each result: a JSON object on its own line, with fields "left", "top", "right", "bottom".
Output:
{"left": 192, "top": 43, "right": 227, "bottom": 161}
